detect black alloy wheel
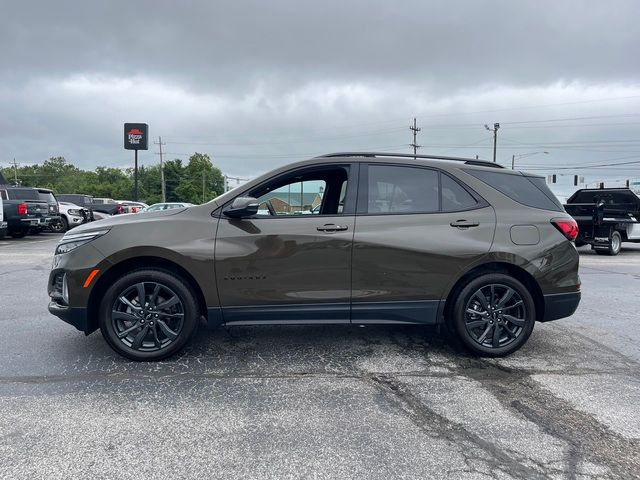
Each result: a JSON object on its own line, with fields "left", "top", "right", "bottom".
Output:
{"left": 464, "top": 284, "right": 525, "bottom": 349}
{"left": 111, "top": 282, "right": 185, "bottom": 352}
{"left": 451, "top": 273, "right": 535, "bottom": 357}
{"left": 100, "top": 269, "right": 199, "bottom": 361}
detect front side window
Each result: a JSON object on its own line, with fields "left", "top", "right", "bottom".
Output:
{"left": 248, "top": 167, "right": 349, "bottom": 217}
{"left": 255, "top": 180, "right": 326, "bottom": 216}
{"left": 366, "top": 165, "right": 439, "bottom": 214}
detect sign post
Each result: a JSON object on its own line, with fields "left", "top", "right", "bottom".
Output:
{"left": 124, "top": 123, "right": 149, "bottom": 201}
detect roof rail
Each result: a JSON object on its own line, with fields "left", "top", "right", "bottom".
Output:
{"left": 315, "top": 152, "right": 504, "bottom": 168}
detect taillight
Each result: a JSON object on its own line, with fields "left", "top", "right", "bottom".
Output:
{"left": 551, "top": 218, "right": 579, "bottom": 241}
{"left": 117, "top": 205, "right": 123, "bottom": 214}
{"left": 17, "top": 202, "right": 28, "bottom": 216}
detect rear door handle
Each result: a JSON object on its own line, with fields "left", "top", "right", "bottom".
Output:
{"left": 450, "top": 219, "right": 480, "bottom": 228}
{"left": 317, "top": 224, "right": 349, "bottom": 232}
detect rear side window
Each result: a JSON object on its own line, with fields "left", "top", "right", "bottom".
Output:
{"left": 441, "top": 174, "right": 478, "bottom": 211}
{"left": 367, "top": 165, "right": 439, "bottom": 213}
{"left": 465, "top": 170, "right": 562, "bottom": 212}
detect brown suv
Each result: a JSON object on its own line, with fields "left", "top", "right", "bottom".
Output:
{"left": 48, "top": 152, "right": 581, "bottom": 361}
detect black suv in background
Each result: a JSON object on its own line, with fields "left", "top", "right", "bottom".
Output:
{"left": 49, "top": 152, "right": 580, "bottom": 361}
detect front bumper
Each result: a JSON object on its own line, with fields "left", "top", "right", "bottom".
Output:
{"left": 48, "top": 300, "right": 89, "bottom": 333}
{"left": 541, "top": 291, "right": 581, "bottom": 322}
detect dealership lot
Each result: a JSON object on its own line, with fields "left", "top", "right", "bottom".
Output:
{"left": 0, "top": 235, "right": 638, "bottom": 479}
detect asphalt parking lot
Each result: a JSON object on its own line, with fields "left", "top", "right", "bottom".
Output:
{"left": 0, "top": 234, "right": 638, "bottom": 479}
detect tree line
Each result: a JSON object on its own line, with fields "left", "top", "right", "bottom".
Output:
{"left": 1, "top": 153, "right": 225, "bottom": 205}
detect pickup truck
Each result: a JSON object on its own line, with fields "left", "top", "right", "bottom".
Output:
{"left": 0, "top": 186, "right": 50, "bottom": 238}
{"left": 0, "top": 196, "right": 7, "bottom": 238}
{"left": 57, "top": 194, "right": 123, "bottom": 217}
{"left": 564, "top": 187, "right": 640, "bottom": 255}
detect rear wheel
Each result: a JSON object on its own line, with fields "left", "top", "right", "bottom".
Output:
{"left": 595, "top": 231, "right": 621, "bottom": 256}
{"left": 450, "top": 273, "right": 536, "bottom": 357}
{"left": 99, "top": 269, "right": 200, "bottom": 361}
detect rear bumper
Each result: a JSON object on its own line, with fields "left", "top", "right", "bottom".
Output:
{"left": 48, "top": 300, "right": 90, "bottom": 334}
{"left": 541, "top": 291, "right": 581, "bottom": 322}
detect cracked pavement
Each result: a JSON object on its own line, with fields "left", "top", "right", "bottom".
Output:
{"left": 0, "top": 235, "right": 639, "bottom": 479}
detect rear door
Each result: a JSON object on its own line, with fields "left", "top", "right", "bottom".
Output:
{"left": 215, "top": 163, "right": 357, "bottom": 324}
{"left": 351, "top": 164, "right": 496, "bottom": 324}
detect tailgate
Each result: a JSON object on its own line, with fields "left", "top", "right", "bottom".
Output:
{"left": 26, "top": 201, "right": 49, "bottom": 218}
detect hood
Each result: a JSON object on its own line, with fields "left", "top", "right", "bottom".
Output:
{"left": 70, "top": 207, "right": 187, "bottom": 234}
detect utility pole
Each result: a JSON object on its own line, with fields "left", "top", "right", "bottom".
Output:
{"left": 485, "top": 123, "right": 500, "bottom": 163}
{"left": 154, "top": 136, "right": 167, "bottom": 202}
{"left": 409, "top": 118, "right": 421, "bottom": 159}
{"left": 10, "top": 158, "right": 19, "bottom": 185}
{"left": 202, "top": 171, "right": 206, "bottom": 204}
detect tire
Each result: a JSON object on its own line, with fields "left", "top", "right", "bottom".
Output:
{"left": 50, "top": 217, "right": 67, "bottom": 233}
{"left": 450, "top": 273, "right": 536, "bottom": 357}
{"left": 598, "top": 231, "right": 622, "bottom": 256}
{"left": 10, "top": 228, "right": 28, "bottom": 238}
{"left": 99, "top": 269, "right": 200, "bottom": 361}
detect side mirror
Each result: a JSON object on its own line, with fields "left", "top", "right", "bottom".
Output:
{"left": 224, "top": 197, "right": 259, "bottom": 218}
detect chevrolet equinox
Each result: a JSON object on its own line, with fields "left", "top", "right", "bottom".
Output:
{"left": 48, "top": 152, "right": 581, "bottom": 361}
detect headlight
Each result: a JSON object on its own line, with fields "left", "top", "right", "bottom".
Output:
{"left": 55, "top": 229, "right": 109, "bottom": 255}
{"left": 67, "top": 209, "right": 81, "bottom": 215}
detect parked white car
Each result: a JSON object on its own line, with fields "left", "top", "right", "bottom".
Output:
{"left": 58, "top": 201, "right": 89, "bottom": 231}
{"left": 143, "top": 202, "right": 195, "bottom": 212}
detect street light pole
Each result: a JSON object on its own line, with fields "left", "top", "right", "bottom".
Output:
{"left": 485, "top": 123, "right": 500, "bottom": 163}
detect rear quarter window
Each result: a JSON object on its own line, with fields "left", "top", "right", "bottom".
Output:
{"left": 464, "top": 170, "right": 563, "bottom": 212}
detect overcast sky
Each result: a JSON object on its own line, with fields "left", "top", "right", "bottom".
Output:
{"left": 2, "top": 0, "right": 640, "bottom": 195}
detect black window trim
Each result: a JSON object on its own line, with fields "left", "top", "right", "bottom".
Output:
{"left": 356, "top": 163, "right": 488, "bottom": 216}
{"left": 219, "top": 162, "right": 360, "bottom": 219}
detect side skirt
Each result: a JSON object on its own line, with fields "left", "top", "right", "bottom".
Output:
{"left": 207, "top": 300, "right": 443, "bottom": 327}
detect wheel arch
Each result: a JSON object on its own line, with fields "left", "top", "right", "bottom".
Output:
{"left": 442, "top": 261, "right": 545, "bottom": 323}
{"left": 87, "top": 256, "right": 208, "bottom": 334}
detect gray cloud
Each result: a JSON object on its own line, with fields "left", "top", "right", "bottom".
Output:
{"left": 1, "top": 0, "right": 640, "bottom": 196}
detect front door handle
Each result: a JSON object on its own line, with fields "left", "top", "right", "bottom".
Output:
{"left": 450, "top": 219, "right": 480, "bottom": 228}
{"left": 317, "top": 224, "right": 349, "bottom": 232}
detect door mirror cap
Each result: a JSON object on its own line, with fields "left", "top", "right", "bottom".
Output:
{"left": 224, "top": 197, "right": 259, "bottom": 218}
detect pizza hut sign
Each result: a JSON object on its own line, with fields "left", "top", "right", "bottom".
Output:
{"left": 124, "top": 123, "right": 149, "bottom": 150}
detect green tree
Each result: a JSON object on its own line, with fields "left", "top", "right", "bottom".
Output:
{"left": 175, "top": 153, "right": 224, "bottom": 204}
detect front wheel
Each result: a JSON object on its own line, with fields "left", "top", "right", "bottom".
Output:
{"left": 49, "top": 217, "right": 67, "bottom": 233}
{"left": 99, "top": 269, "right": 200, "bottom": 361}
{"left": 450, "top": 273, "right": 536, "bottom": 357}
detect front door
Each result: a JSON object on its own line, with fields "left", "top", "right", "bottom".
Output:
{"left": 214, "top": 164, "right": 357, "bottom": 324}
